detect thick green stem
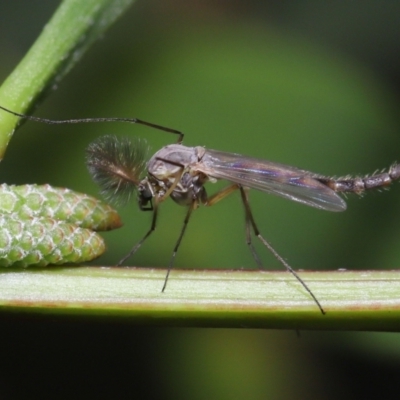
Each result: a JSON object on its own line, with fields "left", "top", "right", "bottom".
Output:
{"left": 1, "top": 267, "right": 399, "bottom": 330}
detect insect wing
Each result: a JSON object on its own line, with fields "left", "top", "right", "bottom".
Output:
{"left": 199, "top": 149, "right": 346, "bottom": 212}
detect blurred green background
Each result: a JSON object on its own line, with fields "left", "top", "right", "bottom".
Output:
{"left": 1, "top": 0, "right": 400, "bottom": 398}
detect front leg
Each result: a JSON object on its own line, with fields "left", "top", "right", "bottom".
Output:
{"left": 162, "top": 200, "right": 198, "bottom": 292}
{"left": 154, "top": 156, "right": 186, "bottom": 202}
{"left": 118, "top": 199, "right": 160, "bottom": 265}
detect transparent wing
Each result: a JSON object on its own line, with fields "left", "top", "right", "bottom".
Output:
{"left": 198, "top": 148, "right": 346, "bottom": 212}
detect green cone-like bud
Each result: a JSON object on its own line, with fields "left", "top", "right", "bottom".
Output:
{"left": 0, "top": 184, "right": 122, "bottom": 231}
{"left": 0, "top": 215, "right": 105, "bottom": 267}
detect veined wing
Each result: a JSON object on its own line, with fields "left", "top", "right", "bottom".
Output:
{"left": 198, "top": 148, "right": 346, "bottom": 212}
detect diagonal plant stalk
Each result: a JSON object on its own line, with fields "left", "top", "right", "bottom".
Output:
{"left": 0, "top": 0, "right": 399, "bottom": 330}
{"left": 0, "top": 0, "right": 135, "bottom": 159}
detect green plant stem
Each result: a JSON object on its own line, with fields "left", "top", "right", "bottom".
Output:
{"left": 0, "top": 0, "right": 135, "bottom": 159}
{"left": 1, "top": 267, "right": 399, "bottom": 330}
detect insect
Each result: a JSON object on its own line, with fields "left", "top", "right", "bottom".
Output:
{"left": 1, "top": 104, "right": 399, "bottom": 314}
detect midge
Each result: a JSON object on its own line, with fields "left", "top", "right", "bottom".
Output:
{"left": 1, "top": 105, "right": 400, "bottom": 314}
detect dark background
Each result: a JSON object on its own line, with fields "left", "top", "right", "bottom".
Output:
{"left": 1, "top": 1, "right": 400, "bottom": 398}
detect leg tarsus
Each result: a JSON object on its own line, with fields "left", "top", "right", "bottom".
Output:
{"left": 239, "top": 186, "right": 325, "bottom": 315}
{"left": 118, "top": 202, "right": 159, "bottom": 265}
{"left": 162, "top": 201, "right": 197, "bottom": 292}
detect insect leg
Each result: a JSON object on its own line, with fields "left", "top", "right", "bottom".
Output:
{"left": 205, "top": 184, "right": 263, "bottom": 266}
{"left": 154, "top": 157, "right": 186, "bottom": 202}
{"left": 118, "top": 157, "right": 192, "bottom": 267}
{"left": 238, "top": 186, "right": 325, "bottom": 315}
{"left": 0, "top": 105, "right": 184, "bottom": 142}
{"left": 241, "top": 188, "right": 265, "bottom": 268}
{"left": 204, "top": 183, "right": 239, "bottom": 206}
{"left": 162, "top": 201, "right": 197, "bottom": 292}
{"left": 118, "top": 201, "right": 159, "bottom": 265}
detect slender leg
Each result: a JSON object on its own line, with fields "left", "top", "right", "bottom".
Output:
{"left": 163, "top": 183, "right": 264, "bottom": 283}
{"left": 0, "top": 105, "right": 184, "bottom": 142}
{"left": 205, "top": 183, "right": 239, "bottom": 206}
{"left": 239, "top": 187, "right": 325, "bottom": 315}
{"left": 119, "top": 164, "right": 185, "bottom": 265}
{"left": 155, "top": 158, "right": 185, "bottom": 202}
{"left": 206, "top": 184, "right": 263, "bottom": 266}
{"left": 241, "top": 188, "right": 264, "bottom": 268}
{"left": 162, "top": 201, "right": 197, "bottom": 292}
{"left": 118, "top": 202, "right": 159, "bottom": 265}
{"left": 201, "top": 183, "right": 324, "bottom": 313}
